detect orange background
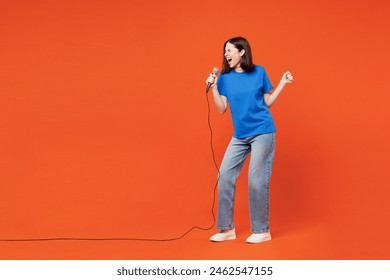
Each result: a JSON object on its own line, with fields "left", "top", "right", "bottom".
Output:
{"left": 1, "top": 0, "right": 389, "bottom": 259}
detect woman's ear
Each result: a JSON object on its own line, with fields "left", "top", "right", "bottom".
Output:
{"left": 240, "top": 49, "right": 245, "bottom": 57}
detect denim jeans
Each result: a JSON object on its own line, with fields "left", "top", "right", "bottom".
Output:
{"left": 217, "top": 133, "right": 275, "bottom": 233}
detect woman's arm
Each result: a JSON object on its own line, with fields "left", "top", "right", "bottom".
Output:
{"left": 206, "top": 74, "right": 228, "bottom": 114}
{"left": 264, "top": 71, "right": 293, "bottom": 107}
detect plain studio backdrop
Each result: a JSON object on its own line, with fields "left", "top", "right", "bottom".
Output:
{"left": 1, "top": 0, "right": 389, "bottom": 259}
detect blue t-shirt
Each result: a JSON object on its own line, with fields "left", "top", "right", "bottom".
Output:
{"left": 217, "top": 65, "right": 275, "bottom": 139}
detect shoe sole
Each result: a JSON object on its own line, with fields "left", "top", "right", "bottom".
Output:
{"left": 246, "top": 236, "right": 272, "bottom": 244}
{"left": 210, "top": 235, "right": 236, "bottom": 242}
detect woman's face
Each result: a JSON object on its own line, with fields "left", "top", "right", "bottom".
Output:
{"left": 224, "top": 42, "right": 245, "bottom": 71}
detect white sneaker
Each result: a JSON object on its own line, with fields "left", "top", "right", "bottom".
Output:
{"left": 210, "top": 229, "right": 236, "bottom": 242}
{"left": 246, "top": 232, "right": 271, "bottom": 244}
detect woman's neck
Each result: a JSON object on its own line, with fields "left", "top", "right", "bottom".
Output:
{"left": 234, "top": 65, "right": 244, "bottom": 72}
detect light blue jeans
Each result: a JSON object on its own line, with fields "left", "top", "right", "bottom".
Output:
{"left": 217, "top": 133, "right": 275, "bottom": 233}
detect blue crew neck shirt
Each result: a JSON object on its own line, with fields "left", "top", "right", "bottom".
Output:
{"left": 217, "top": 65, "right": 275, "bottom": 139}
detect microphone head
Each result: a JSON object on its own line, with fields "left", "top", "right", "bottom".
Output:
{"left": 212, "top": 67, "right": 220, "bottom": 75}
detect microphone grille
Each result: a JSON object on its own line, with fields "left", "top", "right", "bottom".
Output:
{"left": 212, "top": 67, "right": 220, "bottom": 75}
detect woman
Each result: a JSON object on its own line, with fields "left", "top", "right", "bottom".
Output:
{"left": 206, "top": 36, "right": 293, "bottom": 243}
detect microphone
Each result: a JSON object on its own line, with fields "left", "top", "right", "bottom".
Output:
{"left": 206, "top": 67, "right": 220, "bottom": 93}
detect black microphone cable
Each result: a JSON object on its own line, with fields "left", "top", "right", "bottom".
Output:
{"left": 0, "top": 92, "right": 220, "bottom": 242}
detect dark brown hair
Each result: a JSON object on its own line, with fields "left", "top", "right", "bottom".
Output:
{"left": 221, "top": 36, "right": 254, "bottom": 74}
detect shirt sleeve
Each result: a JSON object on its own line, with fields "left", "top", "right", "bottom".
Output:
{"left": 217, "top": 74, "right": 226, "bottom": 96}
{"left": 262, "top": 69, "right": 273, "bottom": 94}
